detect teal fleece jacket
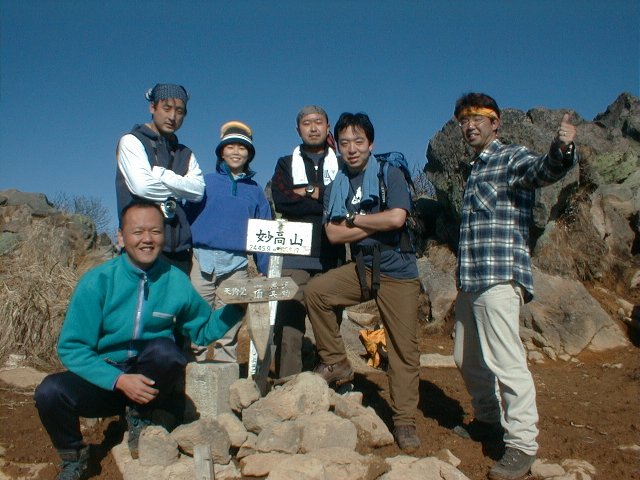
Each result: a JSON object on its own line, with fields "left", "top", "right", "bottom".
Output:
{"left": 57, "top": 254, "right": 243, "bottom": 390}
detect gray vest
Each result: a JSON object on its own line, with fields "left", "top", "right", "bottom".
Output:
{"left": 115, "top": 124, "right": 194, "bottom": 253}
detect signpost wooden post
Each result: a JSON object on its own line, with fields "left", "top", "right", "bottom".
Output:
{"left": 216, "top": 275, "right": 298, "bottom": 361}
{"left": 218, "top": 219, "right": 313, "bottom": 389}
{"left": 193, "top": 444, "right": 215, "bottom": 479}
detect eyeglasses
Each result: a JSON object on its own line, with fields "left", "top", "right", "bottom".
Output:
{"left": 458, "top": 116, "right": 488, "bottom": 128}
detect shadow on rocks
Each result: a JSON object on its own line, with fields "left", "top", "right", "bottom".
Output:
{"left": 352, "top": 374, "right": 395, "bottom": 429}
{"left": 85, "top": 416, "right": 126, "bottom": 478}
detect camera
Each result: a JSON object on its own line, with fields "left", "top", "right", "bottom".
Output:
{"left": 160, "top": 197, "right": 177, "bottom": 219}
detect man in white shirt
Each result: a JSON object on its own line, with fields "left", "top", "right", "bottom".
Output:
{"left": 116, "top": 83, "right": 205, "bottom": 274}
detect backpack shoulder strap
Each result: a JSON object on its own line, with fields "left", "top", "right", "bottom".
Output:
{"left": 376, "top": 155, "right": 388, "bottom": 211}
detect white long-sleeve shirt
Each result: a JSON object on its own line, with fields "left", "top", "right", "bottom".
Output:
{"left": 116, "top": 133, "right": 205, "bottom": 202}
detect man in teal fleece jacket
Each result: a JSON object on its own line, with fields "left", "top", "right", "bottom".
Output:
{"left": 34, "top": 200, "right": 244, "bottom": 480}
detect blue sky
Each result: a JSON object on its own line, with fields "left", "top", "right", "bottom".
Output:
{"left": 1, "top": 1, "right": 638, "bottom": 235}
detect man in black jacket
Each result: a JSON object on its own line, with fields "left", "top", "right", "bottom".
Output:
{"left": 270, "top": 106, "right": 345, "bottom": 377}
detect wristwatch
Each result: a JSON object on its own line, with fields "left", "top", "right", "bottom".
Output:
{"left": 305, "top": 184, "right": 316, "bottom": 197}
{"left": 345, "top": 211, "right": 357, "bottom": 227}
{"left": 561, "top": 142, "right": 575, "bottom": 159}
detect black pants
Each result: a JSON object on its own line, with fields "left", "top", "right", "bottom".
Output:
{"left": 34, "top": 338, "right": 186, "bottom": 450}
{"left": 274, "top": 269, "right": 343, "bottom": 378}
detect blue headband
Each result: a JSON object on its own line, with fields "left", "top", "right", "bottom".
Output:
{"left": 145, "top": 84, "right": 189, "bottom": 104}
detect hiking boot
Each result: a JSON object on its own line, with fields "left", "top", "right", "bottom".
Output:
{"left": 125, "top": 406, "right": 153, "bottom": 459}
{"left": 453, "top": 419, "right": 504, "bottom": 442}
{"left": 56, "top": 446, "right": 89, "bottom": 480}
{"left": 488, "top": 447, "right": 536, "bottom": 480}
{"left": 313, "top": 358, "right": 354, "bottom": 386}
{"left": 393, "top": 425, "right": 421, "bottom": 454}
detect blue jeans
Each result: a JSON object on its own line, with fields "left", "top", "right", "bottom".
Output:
{"left": 34, "top": 337, "right": 186, "bottom": 450}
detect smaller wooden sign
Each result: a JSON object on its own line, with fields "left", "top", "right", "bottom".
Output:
{"left": 217, "top": 277, "right": 298, "bottom": 304}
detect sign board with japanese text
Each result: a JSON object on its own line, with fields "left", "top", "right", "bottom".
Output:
{"left": 217, "top": 276, "right": 298, "bottom": 304}
{"left": 246, "top": 219, "right": 312, "bottom": 256}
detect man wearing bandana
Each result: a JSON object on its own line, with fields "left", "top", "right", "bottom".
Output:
{"left": 451, "top": 92, "right": 578, "bottom": 480}
{"left": 116, "top": 83, "right": 205, "bottom": 274}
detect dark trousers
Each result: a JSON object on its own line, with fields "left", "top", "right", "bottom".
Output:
{"left": 274, "top": 269, "right": 343, "bottom": 378}
{"left": 34, "top": 337, "right": 186, "bottom": 450}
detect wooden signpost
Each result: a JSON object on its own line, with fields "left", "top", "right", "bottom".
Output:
{"left": 216, "top": 276, "right": 298, "bottom": 359}
{"left": 218, "top": 218, "right": 313, "bottom": 386}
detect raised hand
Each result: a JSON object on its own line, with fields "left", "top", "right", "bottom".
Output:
{"left": 556, "top": 113, "right": 576, "bottom": 146}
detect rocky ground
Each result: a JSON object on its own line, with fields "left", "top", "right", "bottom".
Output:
{"left": 0, "top": 326, "right": 638, "bottom": 480}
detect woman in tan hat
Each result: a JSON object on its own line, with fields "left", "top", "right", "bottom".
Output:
{"left": 185, "top": 121, "right": 272, "bottom": 362}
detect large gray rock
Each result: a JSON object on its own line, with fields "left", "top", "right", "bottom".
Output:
{"left": 416, "top": 245, "right": 457, "bottom": 326}
{"left": 236, "top": 432, "right": 258, "bottom": 459}
{"left": 229, "top": 377, "right": 261, "bottom": 412}
{"left": 138, "top": 426, "right": 179, "bottom": 467}
{"left": 242, "top": 372, "right": 331, "bottom": 433}
{"left": 0, "top": 189, "right": 57, "bottom": 216}
{"left": 115, "top": 441, "right": 241, "bottom": 480}
{"left": 522, "top": 269, "right": 629, "bottom": 356}
{"left": 266, "top": 454, "right": 328, "bottom": 480}
{"left": 297, "top": 411, "right": 358, "bottom": 452}
{"left": 381, "top": 455, "right": 470, "bottom": 480}
{"left": 240, "top": 452, "right": 291, "bottom": 477}
{"left": 170, "top": 418, "right": 231, "bottom": 464}
{"left": 216, "top": 412, "right": 248, "bottom": 447}
{"left": 121, "top": 458, "right": 193, "bottom": 480}
{"left": 0, "top": 232, "right": 20, "bottom": 255}
{"left": 333, "top": 396, "right": 394, "bottom": 448}
{"left": 307, "top": 447, "right": 389, "bottom": 480}
{"left": 256, "top": 420, "right": 302, "bottom": 454}
{"left": 589, "top": 183, "right": 639, "bottom": 257}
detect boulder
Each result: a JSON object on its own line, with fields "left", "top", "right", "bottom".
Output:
{"left": 297, "top": 411, "right": 358, "bottom": 452}
{"left": 216, "top": 412, "right": 248, "bottom": 448}
{"left": 229, "top": 377, "right": 261, "bottom": 412}
{"left": 307, "top": 447, "right": 389, "bottom": 480}
{"left": 170, "top": 418, "right": 231, "bottom": 464}
{"left": 256, "top": 420, "right": 302, "bottom": 454}
{"left": 522, "top": 269, "right": 629, "bottom": 356}
{"left": 416, "top": 245, "right": 457, "bottom": 326}
{"left": 333, "top": 396, "right": 394, "bottom": 448}
{"left": 266, "top": 454, "right": 327, "bottom": 480}
{"left": 240, "top": 452, "right": 291, "bottom": 477}
{"left": 0, "top": 189, "right": 57, "bottom": 216}
{"left": 242, "top": 372, "right": 331, "bottom": 433}
{"left": 381, "top": 455, "right": 470, "bottom": 480}
{"left": 138, "top": 426, "right": 179, "bottom": 467}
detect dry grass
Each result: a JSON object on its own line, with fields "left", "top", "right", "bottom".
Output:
{"left": 0, "top": 221, "right": 80, "bottom": 371}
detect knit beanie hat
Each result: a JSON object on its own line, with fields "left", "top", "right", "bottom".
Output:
{"left": 215, "top": 121, "right": 255, "bottom": 162}
{"left": 145, "top": 84, "right": 189, "bottom": 104}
